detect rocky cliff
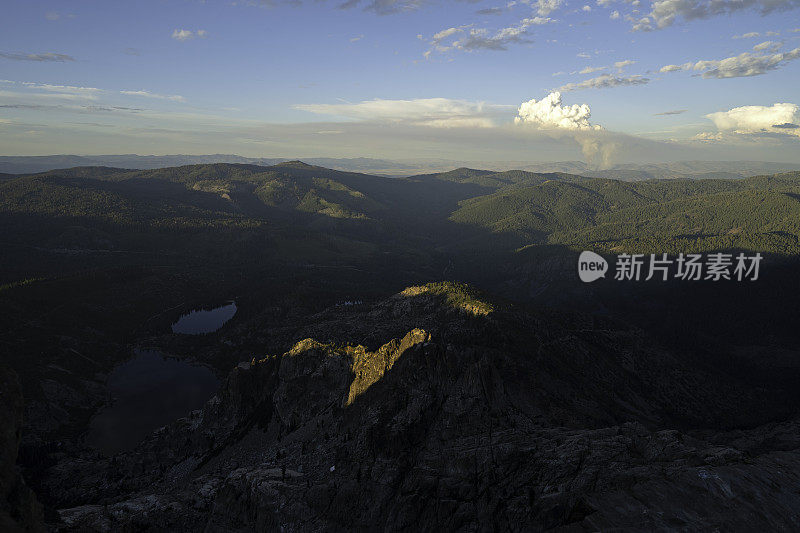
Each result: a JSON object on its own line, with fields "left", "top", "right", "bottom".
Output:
{"left": 36, "top": 283, "right": 800, "bottom": 531}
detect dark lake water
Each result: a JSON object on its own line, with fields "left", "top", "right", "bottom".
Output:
{"left": 171, "top": 301, "right": 237, "bottom": 334}
{"left": 87, "top": 349, "right": 219, "bottom": 455}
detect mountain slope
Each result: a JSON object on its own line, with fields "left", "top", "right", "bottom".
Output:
{"left": 450, "top": 173, "right": 800, "bottom": 253}
{"left": 40, "top": 283, "right": 800, "bottom": 531}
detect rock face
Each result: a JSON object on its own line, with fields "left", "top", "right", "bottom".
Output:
{"left": 42, "top": 283, "right": 800, "bottom": 531}
{"left": 0, "top": 366, "right": 44, "bottom": 532}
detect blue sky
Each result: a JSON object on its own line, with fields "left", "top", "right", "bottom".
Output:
{"left": 1, "top": 0, "right": 799, "bottom": 164}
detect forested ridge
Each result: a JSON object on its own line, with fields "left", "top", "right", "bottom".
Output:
{"left": 3, "top": 163, "right": 800, "bottom": 261}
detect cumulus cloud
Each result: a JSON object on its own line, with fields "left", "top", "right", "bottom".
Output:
{"left": 172, "top": 29, "right": 208, "bottom": 41}
{"left": 294, "top": 97, "right": 510, "bottom": 128}
{"left": 733, "top": 31, "right": 760, "bottom": 38}
{"left": 706, "top": 102, "right": 800, "bottom": 137}
{"left": 659, "top": 46, "right": 800, "bottom": 78}
{"left": 514, "top": 92, "right": 625, "bottom": 166}
{"left": 515, "top": 91, "right": 601, "bottom": 130}
{"left": 120, "top": 90, "right": 186, "bottom": 102}
{"left": 633, "top": 0, "right": 800, "bottom": 31}
{"left": 0, "top": 51, "right": 74, "bottom": 62}
{"left": 610, "top": 9, "right": 621, "bottom": 17}
{"left": 557, "top": 73, "right": 649, "bottom": 91}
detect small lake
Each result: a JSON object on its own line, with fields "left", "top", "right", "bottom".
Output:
{"left": 171, "top": 301, "right": 237, "bottom": 334}
{"left": 87, "top": 349, "right": 219, "bottom": 456}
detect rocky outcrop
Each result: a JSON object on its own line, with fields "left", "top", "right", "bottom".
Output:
{"left": 0, "top": 366, "right": 44, "bottom": 532}
{"left": 42, "top": 283, "right": 800, "bottom": 531}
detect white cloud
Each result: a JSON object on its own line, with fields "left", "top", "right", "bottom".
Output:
{"left": 753, "top": 40, "right": 779, "bottom": 51}
{"left": 557, "top": 73, "right": 650, "bottom": 91}
{"left": 658, "top": 46, "right": 800, "bottom": 77}
{"left": 578, "top": 65, "right": 607, "bottom": 74}
{"left": 733, "top": 31, "right": 760, "bottom": 39}
{"left": 294, "top": 97, "right": 509, "bottom": 128}
{"left": 172, "top": 29, "right": 193, "bottom": 41}
{"left": 597, "top": 0, "right": 614, "bottom": 6}
{"left": 627, "top": 15, "right": 653, "bottom": 32}
{"left": 610, "top": 10, "right": 621, "bottom": 18}
{"left": 514, "top": 92, "right": 629, "bottom": 166}
{"left": 706, "top": 102, "right": 800, "bottom": 137}
{"left": 120, "top": 90, "right": 186, "bottom": 102}
{"left": 634, "top": 0, "right": 800, "bottom": 31}
{"left": 433, "top": 27, "right": 462, "bottom": 41}
{"left": 535, "top": 0, "right": 564, "bottom": 15}
{"left": 171, "top": 29, "right": 208, "bottom": 41}
{"left": 582, "top": 5, "right": 593, "bottom": 11}
{"left": 22, "top": 82, "right": 99, "bottom": 93}
{"left": 15, "top": 82, "right": 101, "bottom": 100}
{"left": 515, "top": 91, "right": 602, "bottom": 130}
{"left": 614, "top": 59, "right": 636, "bottom": 69}
{"left": 693, "top": 131, "right": 725, "bottom": 142}
{"left": 694, "top": 47, "right": 800, "bottom": 77}
{"left": 428, "top": 16, "right": 552, "bottom": 53}
{"left": 706, "top": 103, "right": 800, "bottom": 137}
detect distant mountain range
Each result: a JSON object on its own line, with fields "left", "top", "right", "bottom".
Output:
{"left": 2, "top": 154, "right": 800, "bottom": 180}
{"left": 0, "top": 155, "right": 419, "bottom": 176}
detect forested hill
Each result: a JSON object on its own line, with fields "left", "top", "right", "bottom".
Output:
{"left": 449, "top": 171, "right": 800, "bottom": 254}
{"left": 3, "top": 163, "right": 800, "bottom": 265}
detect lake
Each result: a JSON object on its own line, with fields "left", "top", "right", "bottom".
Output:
{"left": 86, "top": 349, "right": 220, "bottom": 455}
{"left": 171, "top": 301, "right": 237, "bottom": 334}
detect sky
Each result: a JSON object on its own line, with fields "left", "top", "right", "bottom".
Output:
{"left": 1, "top": 0, "right": 799, "bottom": 166}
